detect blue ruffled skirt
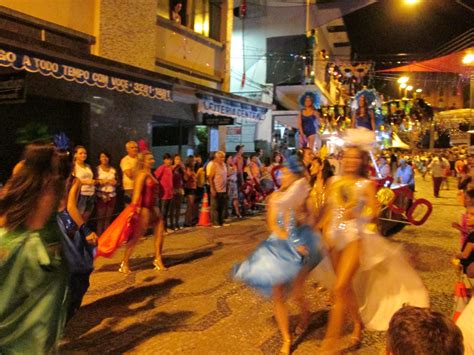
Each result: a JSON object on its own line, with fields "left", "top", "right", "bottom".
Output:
{"left": 232, "top": 225, "right": 321, "bottom": 297}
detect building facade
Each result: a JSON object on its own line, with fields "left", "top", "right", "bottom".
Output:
{"left": 0, "top": 0, "right": 270, "bottom": 182}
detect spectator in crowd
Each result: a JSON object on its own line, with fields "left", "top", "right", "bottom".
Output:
{"left": 209, "top": 151, "right": 228, "bottom": 228}
{"left": 73, "top": 146, "right": 96, "bottom": 221}
{"left": 194, "top": 154, "right": 205, "bottom": 223}
{"left": 442, "top": 154, "right": 451, "bottom": 190}
{"left": 378, "top": 156, "right": 391, "bottom": 178}
{"left": 234, "top": 145, "right": 245, "bottom": 187}
{"left": 260, "top": 157, "right": 275, "bottom": 193}
{"left": 169, "top": 154, "right": 185, "bottom": 231}
{"left": 226, "top": 155, "right": 242, "bottom": 218}
{"left": 386, "top": 306, "right": 464, "bottom": 355}
{"left": 247, "top": 153, "right": 262, "bottom": 183}
{"left": 395, "top": 158, "right": 415, "bottom": 192}
{"left": 205, "top": 152, "right": 216, "bottom": 197}
{"left": 271, "top": 151, "right": 284, "bottom": 189}
{"left": 183, "top": 156, "right": 197, "bottom": 227}
{"left": 255, "top": 148, "right": 264, "bottom": 168}
{"left": 95, "top": 151, "right": 117, "bottom": 235}
{"left": 154, "top": 153, "right": 173, "bottom": 233}
{"left": 120, "top": 141, "right": 139, "bottom": 204}
{"left": 429, "top": 156, "right": 447, "bottom": 198}
{"left": 456, "top": 155, "right": 467, "bottom": 183}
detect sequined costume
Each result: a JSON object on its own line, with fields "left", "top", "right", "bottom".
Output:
{"left": 314, "top": 176, "right": 429, "bottom": 331}
{"left": 0, "top": 224, "right": 69, "bottom": 354}
{"left": 232, "top": 178, "right": 322, "bottom": 297}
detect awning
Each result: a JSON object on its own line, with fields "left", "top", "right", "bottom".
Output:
{"left": 378, "top": 48, "right": 474, "bottom": 74}
{"left": 0, "top": 46, "right": 172, "bottom": 102}
{"left": 197, "top": 93, "right": 268, "bottom": 121}
{"left": 390, "top": 132, "right": 410, "bottom": 149}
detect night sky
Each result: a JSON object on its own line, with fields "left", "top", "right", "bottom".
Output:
{"left": 344, "top": 0, "right": 473, "bottom": 63}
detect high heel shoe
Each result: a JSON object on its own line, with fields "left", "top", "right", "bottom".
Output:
{"left": 279, "top": 338, "right": 291, "bottom": 355}
{"left": 118, "top": 262, "right": 131, "bottom": 274}
{"left": 153, "top": 259, "right": 168, "bottom": 271}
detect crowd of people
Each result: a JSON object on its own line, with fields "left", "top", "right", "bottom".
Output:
{"left": 0, "top": 129, "right": 473, "bottom": 354}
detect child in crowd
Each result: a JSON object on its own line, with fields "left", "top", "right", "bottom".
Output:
{"left": 386, "top": 306, "right": 464, "bottom": 355}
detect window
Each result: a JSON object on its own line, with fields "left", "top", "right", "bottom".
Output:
{"left": 152, "top": 126, "right": 189, "bottom": 146}
{"left": 192, "top": 0, "right": 210, "bottom": 37}
{"left": 157, "top": 0, "right": 221, "bottom": 40}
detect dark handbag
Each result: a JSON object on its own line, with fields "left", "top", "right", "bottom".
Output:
{"left": 57, "top": 213, "right": 95, "bottom": 274}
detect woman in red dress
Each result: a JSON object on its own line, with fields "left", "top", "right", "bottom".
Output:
{"left": 119, "top": 150, "right": 167, "bottom": 273}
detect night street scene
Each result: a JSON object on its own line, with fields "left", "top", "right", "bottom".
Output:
{"left": 0, "top": 0, "right": 473, "bottom": 354}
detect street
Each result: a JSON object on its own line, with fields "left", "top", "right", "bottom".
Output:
{"left": 61, "top": 176, "right": 461, "bottom": 354}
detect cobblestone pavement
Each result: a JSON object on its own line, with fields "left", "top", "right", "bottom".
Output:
{"left": 60, "top": 176, "right": 461, "bottom": 354}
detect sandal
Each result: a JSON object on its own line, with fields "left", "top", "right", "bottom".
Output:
{"left": 118, "top": 262, "right": 131, "bottom": 274}
{"left": 153, "top": 259, "right": 168, "bottom": 271}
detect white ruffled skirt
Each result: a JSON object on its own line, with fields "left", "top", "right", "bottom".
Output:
{"left": 314, "top": 228, "right": 430, "bottom": 331}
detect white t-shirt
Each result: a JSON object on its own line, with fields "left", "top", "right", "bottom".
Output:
{"left": 74, "top": 163, "right": 95, "bottom": 196}
{"left": 97, "top": 166, "right": 117, "bottom": 197}
{"left": 120, "top": 155, "right": 138, "bottom": 190}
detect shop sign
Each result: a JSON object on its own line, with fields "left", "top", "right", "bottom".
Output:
{"left": 0, "top": 72, "right": 26, "bottom": 104}
{"left": 226, "top": 126, "right": 241, "bottom": 143}
{"left": 198, "top": 94, "right": 268, "bottom": 121}
{"left": 451, "top": 132, "right": 470, "bottom": 146}
{"left": 202, "top": 114, "right": 234, "bottom": 126}
{"left": 0, "top": 48, "right": 172, "bottom": 102}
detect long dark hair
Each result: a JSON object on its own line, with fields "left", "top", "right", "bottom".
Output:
{"left": 0, "top": 144, "right": 63, "bottom": 231}
{"left": 310, "top": 157, "right": 334, "bottom": 186}
{"left": 343, "top": 147, "right": 369, "bottom": 178}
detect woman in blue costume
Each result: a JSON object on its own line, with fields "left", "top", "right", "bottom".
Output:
{"left": 351, "top": 91, "right": 376, "bottom": 131}
{"left": 55, "top": 147, "right": 98, "bottom": 321}
{"left": 0, "top": 143, "right": 69, "bottom": 354}
{"left": 233, "top": 156, "right": 322, "bottom": 355}
{"left": 298, "top": 92, "right": 321, "bottom": 151}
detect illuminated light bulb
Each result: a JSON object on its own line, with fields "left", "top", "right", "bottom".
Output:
{"left": 462, "top": 53, "right": 474, "bottom": 64}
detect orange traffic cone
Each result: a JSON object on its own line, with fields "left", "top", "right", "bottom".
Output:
{"left": 198, "top": 192, "right": 212, "bottom": 227}
{"left": 453, "top": 278, "right": 469, "bottom": 322}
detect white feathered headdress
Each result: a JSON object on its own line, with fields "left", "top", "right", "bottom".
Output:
{"left": 344, "top": 128, "right": 375, "bottom": 152}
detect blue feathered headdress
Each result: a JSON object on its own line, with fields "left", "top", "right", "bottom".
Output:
{"left": 299, "top": 91, "right": 321, "bottom": 109}
{"left": 351, "top": 89, "right": 381, "bottom": 112}
{"left": 53, "top": 132, "right": 71, "bottom": 150}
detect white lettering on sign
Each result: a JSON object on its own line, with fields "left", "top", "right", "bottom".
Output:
{"left": 0, "top": 48, "right": 172, "bottom": 102}
{"left": 0, "top": 50, "right": 16, "bottom": 62}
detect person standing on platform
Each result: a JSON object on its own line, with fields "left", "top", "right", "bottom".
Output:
{"left": 209, "top": 151, "right": 228, "bottom": 228}
{"left": 120, "top": 141, "right": 138, "bottom": 205}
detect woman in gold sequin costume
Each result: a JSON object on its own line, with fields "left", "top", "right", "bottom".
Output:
{"left": 317, "top": 129, "right": 429, "bottom": 354}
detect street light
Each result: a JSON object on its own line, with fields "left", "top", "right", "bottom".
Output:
{"left": 463, "top": 53, "right": 474, "bottom": 65}
{"left": 406, "top": 85, "right": 413, "bottom": 91}
{"left": 416, "top": 88, "right": 422, "bottom": 93}
{"left": 400, "top": 83, "right": 407, "bottom": 89}
{"left": 404, "top": 0, "right": 420, "bottom": 4}
{"left": 397, "top": 77, "right": 409, "bottom": 84}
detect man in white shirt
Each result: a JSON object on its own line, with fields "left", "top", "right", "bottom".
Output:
{"left": 120, "top": 141, "right": 138, "bottom": 203}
